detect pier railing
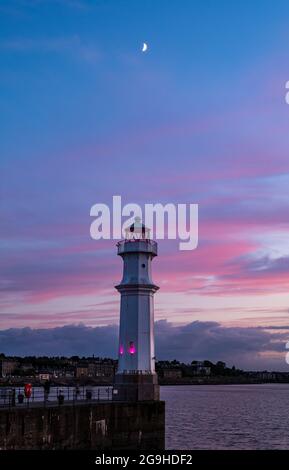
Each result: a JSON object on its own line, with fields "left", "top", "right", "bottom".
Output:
{"left": 0, "top": 386, "right": 113, "bottom": 409}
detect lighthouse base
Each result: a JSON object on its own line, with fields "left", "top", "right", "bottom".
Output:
{"left": 113, "top": 373, "right": 160, "bottom": 402}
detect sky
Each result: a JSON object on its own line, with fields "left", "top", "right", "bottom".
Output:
{"left": 1, "top": 0, "right": 289, "bottom": 369}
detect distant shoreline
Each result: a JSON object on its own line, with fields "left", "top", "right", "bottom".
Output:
{"left": 160, "top": 380, "right": 289, "bottom": 386}
{"left": 158, "top": 377, "right": 289, "bottom": 386}
{"left": 1, "top": 375, "right": 289, "bottom": 388}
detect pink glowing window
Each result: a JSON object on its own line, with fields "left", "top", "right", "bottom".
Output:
{"left": 119, "top": 345, "right": 124, "bottom": 355}
{"left": 129, "top": 341, "right": 136, "bottom": 354}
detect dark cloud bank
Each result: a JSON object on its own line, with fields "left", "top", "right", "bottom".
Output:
{"left": 0, "top": 321, "right": 288, "bottom": 371}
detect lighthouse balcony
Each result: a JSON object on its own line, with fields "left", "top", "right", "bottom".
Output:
{"left": 117, "top": 239, "right": 158, "bottom": 256}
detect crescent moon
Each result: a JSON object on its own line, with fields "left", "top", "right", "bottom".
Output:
{"left": 142, "top": 42, "right": 148, "bottom": 52}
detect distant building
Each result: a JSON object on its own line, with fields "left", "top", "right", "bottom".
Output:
{"left": 159, "top": 369, "right": 182, "bottom": 379}
{"left": 89, "top": 362, "right": 115, "bottom": 377}
{"left": 76, "top": 361, "right": 116, "bottom": 378}
{"left": 76, "top": 364, "right": 89, "bottom": 378}
{"left": 258, "top": 371, "right": 276, "bottom": 381}
{"left": 191, "top": 361, "right": 211, "bottom": 376}
{"left": 63, "top": 368, "right": 75, "bottom": 378}
{"left": 38, "top": 373, "right": 51, "bottom": 381}
{"left": 0, "top": 359, "right": 18, "bottom": 378}
{"left": 20, "top": 363, "right": 34, "bottom": 372}
{"left": 247, "top": 370, "right": 277, "bottom": 381}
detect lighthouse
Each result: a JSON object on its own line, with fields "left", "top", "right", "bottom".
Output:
{"left": 113, "top": 217, "right": 160, "bottom": 401}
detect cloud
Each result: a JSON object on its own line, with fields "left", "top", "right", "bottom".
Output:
{"left": 0, "top": 320, "right": 288, "bottom": 371}
{"left": 0, "top": 35, "right": 100, "bottom": 63}
{"left": 2, "top": 0, "right": 91, "bottom": 12}
{"left": 238, "top": 255, "right": 289, "bottom": 275}
{"left": 0, "top": 323, "right": 118, "bottom": 357}
{"left": 155, "top": 321, "right": 288, "bottom": 370}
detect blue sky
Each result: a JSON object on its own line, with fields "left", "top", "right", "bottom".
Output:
{"left": 1, "top": 0, "right": 289, "bottom": 368}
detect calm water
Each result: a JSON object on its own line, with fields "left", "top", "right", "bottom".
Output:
{"left": 161, "top": 384, "right": 289, "bottom": 449}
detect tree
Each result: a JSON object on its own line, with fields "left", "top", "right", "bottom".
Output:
{"left": 216, "top": 361, "right": 226, "bottom": 369}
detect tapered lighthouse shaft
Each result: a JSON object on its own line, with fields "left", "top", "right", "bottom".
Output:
{"left": 116, "top": 241, "right": 158, "bottom": 373}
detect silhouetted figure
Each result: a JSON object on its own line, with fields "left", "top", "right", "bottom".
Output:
{"left": 75, "top": 384, "right": 80, "bottom": 400}
{"left": 43, "top": 380, "right": 51, "bottom": 402}
{"left": 11, "top": 388, "right": 16, "bottom": 407}
{"left": 57, "top": 388, "right": 64, "bottom": 405}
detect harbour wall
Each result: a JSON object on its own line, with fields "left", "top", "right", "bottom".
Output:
{"left": 0, "top": 401, "right": 165, "bottom": 450}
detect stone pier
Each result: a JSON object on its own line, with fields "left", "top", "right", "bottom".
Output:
{"left": 0, "top": 401, "right": 165, "bottom": 450}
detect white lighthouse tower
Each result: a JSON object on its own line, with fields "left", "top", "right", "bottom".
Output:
{"left": 113, "top": 217, "right": 160, "bottom": 401}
